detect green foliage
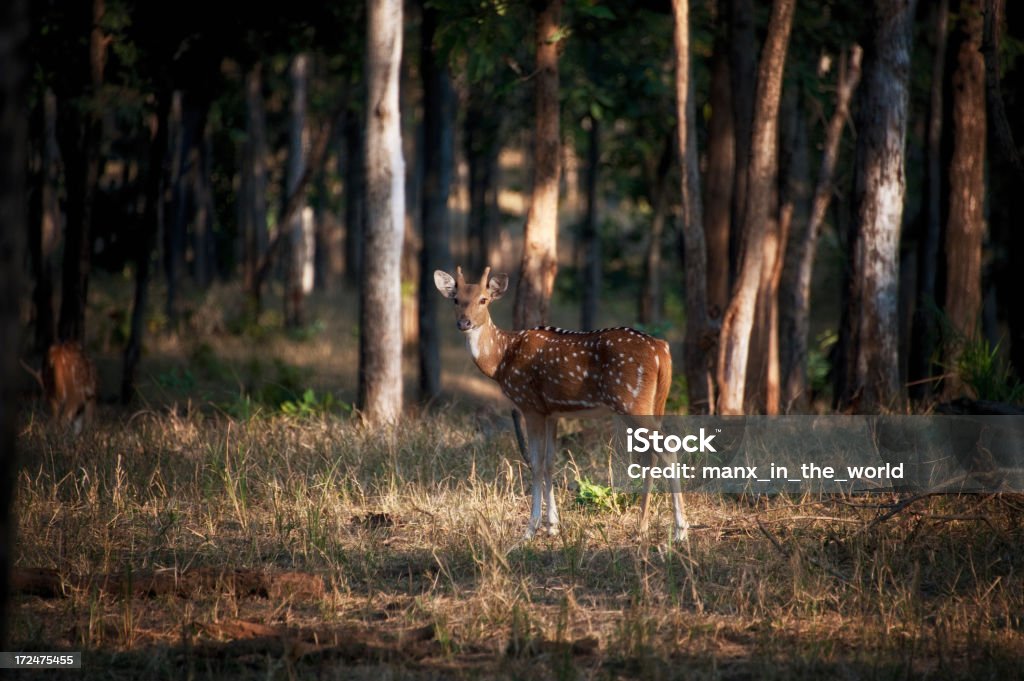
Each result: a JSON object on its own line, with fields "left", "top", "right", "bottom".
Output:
{"left": 155, "top": 367, "right": 196, "bottom": 392}
{"left": 809, "top": 329, "right": 838, "bottom": 397}
{"left": 575, "top": 478, "right": 628, "bottom": 513}
{"left": 280, "top": 389, "right": 351, "bottom": 419}
{"left": 633, "top": 321, "right": 672, "bottom": 340}
{"left": 666, "top": 374, "right": 689, "bottom": 414}
{"left": 954, "top": 337, "right": 1024, "bottom": 403}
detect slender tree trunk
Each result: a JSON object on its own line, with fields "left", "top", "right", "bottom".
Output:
{"left": 780, "top": 45, "right": 863, "bottom": 410}
{"left": 983, "top": 0, "right": 1024, "bottom": 376}
{"left": 122, "top": 91, "right": 171, "bottom": 403}
{"left": 728, "top": 0, "right": 757, "bottom": 283}
{"left": 766, "top": 86, "right": 809, "bottom": 414}
{"left": 716, "top": 0, "right": 796, "bottom": 415}
{"left": 640, "top": 137, "right": 672, "bottom": 327}
{"left": 836, "top": 0, "right": 917, "bottom": 412}
{"left": 705, "top": 7, "right": 734, "bottom": 318}
{"left": 286, "top": 54, "right": 311, "bottom": 328}
{"left": 909, "top": 1, "right": 949, "bottom": 400}
{"left": 465, "top": 88, "right": 500, "bottom": 276}
{"left": 580, "top": 117, "right": 601, "bottom": 330}
{"left": 0, "top": 0, "right": 28, "bottom": 651}
{"left": 344, "top": 105, "right": 365, "bottom": 287}
{"left": 942, "top": 0, "right": 986, "bottom": 397}
{"left": 418, "top": 1, "right": 455, "bottom": 403}
{"left": 673, "top": 0, "right": 713, "bottom": 413}
{"left": 514, "top": 0, "right": 562, "bottom": 330}
{"left": 192, "top": 121, "right": 215, "bottom": 289}
{"left": 359, "top": 0, "right": 405, "bottom": 424}
{"left": 31, "top": 89, "right": 61, "bottom": 354}
{"left": 57, "top": 0, "right": 108, "bottom": 343}
{"left": 241, "top": 64, "right": 268, "bottom": 300}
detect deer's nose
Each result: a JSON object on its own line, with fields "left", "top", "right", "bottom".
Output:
{"left": 457, "top": 318, "right": 472, "bottom": 331}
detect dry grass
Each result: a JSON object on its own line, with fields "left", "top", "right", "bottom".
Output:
{"left": 10, "top": 282, "right": 1024, "bottom": 678}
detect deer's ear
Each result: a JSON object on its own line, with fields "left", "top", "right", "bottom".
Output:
{"left": 434, "top": 270, "right": 458, "bottom": 298}
{"left": 488, "top": 273, "right": 509, "bottom": 299}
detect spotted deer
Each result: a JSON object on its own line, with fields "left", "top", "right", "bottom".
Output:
{"left": 23, "top": 341, "right": 98, "bottom": 435}
{"left": 434, "top": 266, "right": 688, "bottom": 540}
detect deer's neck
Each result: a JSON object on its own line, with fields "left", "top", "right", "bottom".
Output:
{"left": 466, "top": 319, "right": 511, "bottom": 379}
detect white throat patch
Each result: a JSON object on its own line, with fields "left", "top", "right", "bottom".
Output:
{"left": 465, "top": 325, "right": 484, "bottom": 360}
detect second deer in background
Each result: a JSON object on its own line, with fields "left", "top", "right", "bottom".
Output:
{"left": 435, "top": 266, "right": 688, "bottom": 540}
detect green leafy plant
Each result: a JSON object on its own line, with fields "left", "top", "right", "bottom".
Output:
{"left": 280, "top": 389, "right": 350, "bottom": 419}
{"left": 575, "top": 478, "right": 626, "bottom": 513}
{"left": 955, "top": 337, "right": 1024, "bottom": 403}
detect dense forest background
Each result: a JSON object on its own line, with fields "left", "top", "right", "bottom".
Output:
{"left": 12, "top": 0, "right": 1024, "bottom": 420}
{"left": 4, "top": 2, "right": 1024, "bottom": 675}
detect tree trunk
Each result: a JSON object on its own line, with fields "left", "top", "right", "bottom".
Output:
{"left": 716, "top": 0, "right": 796, "bottom": 415}
{"left": 705, "top": 7, "right": 734, "bottom": 318}
{"left": 836, "top": 0, "right": 917, "bottom": 412}
{"left": 31, "top": 89, "right": 61, "bottom": 354}
{"left": 57, "top": 0, "right": 108, "bottom": 343}
{"left": 418, "top": 1, "right": 455, "bottom": 403}
{"left": 909, "top": 0, "right": 949, "bottom": 400}
{"left": 344, "top": 105, "right": 365, "bottom": 287}
{"left": 982, "top": 0, "right": 1024, "bottom": 377}
{"left": 942, "top": 0, "right": 986, "bottom": 397}
{"left": 286, "top": 53, "right": 312, "bottom": 328}
{"left": 241, "top": 64, "right": 268, "bottom": 300}
{"left": 766, "top": 86, "right": 809, "bottom": 414}
{"left": 780, "top": 45, "right": 863, "bottom": 410}
{"left": 580, "top": 117, "right": 601, "bottom": 330}
{"left": 514, "top": 0, "right": 562, "bottom": 330}
{"left": 359, "top": 0, "right": 405, "bottom": 424}
{"left": 673, "top": 0, "right": 713, "bottom": 413}
{"left": 164, "top": 92, "right": 204, "bottom": 328}
{"left": 122, "top": 91, "right": 171, "bottom": 403}
{"left": 0, "top": 0, "right": 28, "bottom": 651}
{"left": 728, "top": 0, "right": 757, "bottom": 284}
{"left": 639, "top": 137, "right": 672, "bottom": 327}
{"left": 192, "top": 121, "right": 216, "bottom": 289}
{"left": 464, "top": 88, "right": 500, "bottom": 276}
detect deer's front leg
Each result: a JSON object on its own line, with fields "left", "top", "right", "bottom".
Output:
{"left": 523, "top": 411, "right": 546, "bottom": 539}
{"left": 543, "top": 416, "right": 559, "bottom": 535}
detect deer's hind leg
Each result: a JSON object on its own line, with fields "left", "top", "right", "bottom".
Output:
{"left": 522, "top": 411, "right": 547, "bottom": 539}
{"left": 543, "top": 416, "right": 559, "bottom": 535}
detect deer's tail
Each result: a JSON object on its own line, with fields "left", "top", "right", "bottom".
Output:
{"left": 653, "top": 340, "right": 673, "bottom": 416}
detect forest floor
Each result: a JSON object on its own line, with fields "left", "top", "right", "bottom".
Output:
{"left": 9, "top": 279, "right": 1024, "bottom": 679}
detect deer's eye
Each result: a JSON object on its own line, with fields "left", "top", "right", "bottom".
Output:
{"left": 479, "top": 298, "right": 487, "bottom": 305}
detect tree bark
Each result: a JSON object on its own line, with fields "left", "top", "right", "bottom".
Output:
{"left": 942, "top": 0, "right": 986, "bottom": 397}
{"left": 56, "top": 0, "right": 108, "bottom": 343}
{"left": 241, "top": 64, "right": 268, "bottom": 299}
{"left": 418, "top": 1, "right": 455, "bottom": 403}
{"left": 286, "top": 53, "right": 312, "bottom": 328}
{"left": 0, "top": 0, "right": 28, "bottom": 650}
{"left": 514, "top": 0, "right": 562, "bottom": 330}
{"left": 716, "top": 0, "right": 796, "bottom": 415}
{"left": 705, "top": 6, "right": 734, "bottom": 318}
{"left": 359, "top": 0, "right": 405, "bottom": 424}
{"left": 580, "top": 117, "right": 601, "bottom": 330}
{"left": 780, "top": 45, "right": 862, "bottom": 410}
{"left": 121, "top": 91, "right": 171, "bottom": 403}
{"left": 909, "top": 0, "right": 949, "bottom": 400}
{"left": 836, "top": 0, "right": 917, "bottom": 412}
{"left": 30, "top": 89, "right": 61, "bottom": 354}
{"left": 464, "top": 86, "right": 500, "bottom": 276}
{"left": 639, "top": 137, "right": 672, "bottom": 327}
{"left": 344, "top": 105, "right": 366, "bottom": 287}
{"left": 673, "top": 0, "right": 713, "bottom": 413}
{"left": 728, "top": 0, "right": 757, "bottom": 283}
